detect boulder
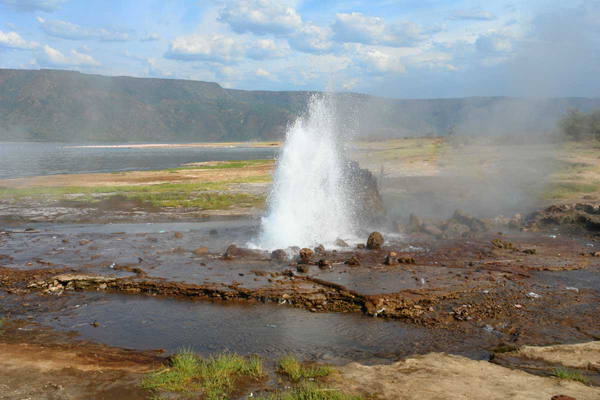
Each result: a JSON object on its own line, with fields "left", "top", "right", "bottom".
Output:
{"left": 299, "top": 248, "right": 314, "bottom": 263}
{"left": 366, "top": 232, "right": 384, "bottom": 249}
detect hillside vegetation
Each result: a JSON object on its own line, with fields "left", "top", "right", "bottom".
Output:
{"left": 1, "top": 69, "right": 600, "bottom": 142}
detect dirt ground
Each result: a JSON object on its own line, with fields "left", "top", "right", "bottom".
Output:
{"left": 331, "top": 345, "right": 600, "bottom": 400}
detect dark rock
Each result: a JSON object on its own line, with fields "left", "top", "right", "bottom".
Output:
{"left": 62, "top": 239, "right": 69, "bottom": 243}
{"left": 173, "top": 232, "right": 183, "bottom": 239}
{"left": 343, "top": 159, "right": 385, "bottom": 224}
{"left": 224, "top": 244, "right": 251, "bottom": 259}
{"left": 318, "top": 259, "right": 332, "bottom": 268}
{"left": 91, "top": 321, "right": 99, "bottom": 328}
{"left": 314, "top": 244, "right": 325, "bottom": 253}
{"left": 334, "top": 238, "right": 349, "bottom": 247}
{"left": 297, "top": 264, "right": 310, "bottom": 273}
{"left": 366, "top": 232, "right": 384, "bottom": 249}
{"left": 522, "top": 248, "right": 536, "bottom": 255}
{"left": 551, "top": 396, "right": 577, "bottom": 400}
{"left": 492, "top": 239, "right": 516, "bottom": 250}
{"left": 356, "top": 243, "right": 365, "bottom": 249}
{"left": 209, "top": 229, "right": 218, "bottom": 235}
{"left": 347, "top": 256, "right": 360, "bottom": 266}
{"left": 398, "top": 256, "right": 415, "bottom": 264}
{"left": 384, "top": 252, "right": 399, "bottom": 266}
{"left": 270, "top": 249, "right": 288, "bottom": 261}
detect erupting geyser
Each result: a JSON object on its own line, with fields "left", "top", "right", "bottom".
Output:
{"left": 256, "top": 94, "right": 356, "bottom": 250}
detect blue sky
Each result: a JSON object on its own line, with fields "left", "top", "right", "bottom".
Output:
{"left": 0, "top": 0, "right": 598, "bottom": 98}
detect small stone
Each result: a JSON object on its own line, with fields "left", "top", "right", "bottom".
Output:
{"left": 366, "top": 232, "right": 384, "bottom": 249}
{"left": 174, "top": 232, "right": 183, "bottom": 239}
{"left": 209, "top": 229, "right": 218, "bottom": 235}
{"left": 551, "top": 396, "right": 576, "bottom": 400}
{"left": 347, "top": 256, "right": 360, "bottom": 266}
{"left": 79, "top": 239, "right": 90, "bottom": 245}
{"left": 356, "top": 243, "right": 365, "bottom": 249}
{"left": 91, "top": 321, "right": 99, "bottom": 327}
{"left": 384, "top": 252, "right": 399, "bottom": 266}
{"left": 318, "top": 259, "right": 332, "bottom": 268}
{"left": 314, "top": 244, "right": 325, "bottom": 253}
{"left": 62, "top": 239, "right": 69, "bottom": 244}
{"left": 297, "top": 264, "right": 310, "bottom": 273}
{"left": 192, "top": 247, "right": 208, "bottom": 256}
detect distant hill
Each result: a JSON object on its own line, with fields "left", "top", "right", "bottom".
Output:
{"left": 1, "top": 69, "right": 599, "bottom": 142}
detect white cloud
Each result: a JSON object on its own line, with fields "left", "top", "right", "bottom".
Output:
{"left": 218, "top": 0, "right": 302, "bottom": 35}
{"left": 476, "top": 30, "right": 513, "bottom": 54}
{"left": 0, "top": 29, "right": 40, "bottom": 50}
{"left": 0, "top": 0, "right": 66, "bottom": 13}
{"left": 447, "top": 9, "right": 497, "bottom": 21}
{"left": 255, "top": 68, "right": 279, "bottom": 81}
{"left": 356, "top": 48, "right": 406, "bottom": 74}
{"left": 165, "top": 34, "right": 244, "bottom": 63}
{"left": 246, "top": 38, "right": 287, "bottom": 59}
{"left": 140, "top": 32, "right": 160, "bottom": 42}
{"left": 288, "top": 23, "right": 333, "bottom": 53}
{"left": 36, "top": 17, "right": 134, "bottom": 41}
{"left": 332, "top": 13, "right": 429, "bottom": 47}
{"left": 39, "top": 45, "right": 100, "bottom": 66}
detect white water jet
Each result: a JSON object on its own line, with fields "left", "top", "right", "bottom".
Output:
{"left": 256, "top": 94, "right": 355, "bottom": 250}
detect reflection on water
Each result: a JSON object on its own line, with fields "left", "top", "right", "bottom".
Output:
{"left": 0, "top": 143, "right": 277, "bottom": 179}
{"left": 42, "top": 292, "right": 496, "bottom": 363}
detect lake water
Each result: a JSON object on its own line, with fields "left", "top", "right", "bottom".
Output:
{"left": 0, "top": 143, "right": 278, "bottom": 179}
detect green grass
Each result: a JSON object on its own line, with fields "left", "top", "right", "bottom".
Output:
{"left": 0, "top": 175, "right": 271, "bottom": 210}
{"left": 257, "top": 382, "right": 363, "bottom": 400}
{"left": 166, "top": 159, "right": 273, "bottom": 172}
{"left": 552, "top": 367, "right": 588, "bottom": 383}
{"left": 278, "top": 355, "right": 336, "bottom": 381}
{"left": 541, "top": 182, "right": 600, "bottom": 200}
{"left": 141, "top": 349, "right": 265, "bottom": 399}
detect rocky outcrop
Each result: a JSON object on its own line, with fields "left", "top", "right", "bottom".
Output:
{"left": 343, "top": 160, "right": 385, "bottom": 225}
{"left": 525, "top": 203, "right": 600, "bottom": 234}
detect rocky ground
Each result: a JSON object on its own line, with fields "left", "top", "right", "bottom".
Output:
{"left": 1, "top": 138, "right": 600, "bottom": 398}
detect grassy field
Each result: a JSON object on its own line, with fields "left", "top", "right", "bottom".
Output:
{"left": 0, "top": 160, "right": 274, "bottom": 211}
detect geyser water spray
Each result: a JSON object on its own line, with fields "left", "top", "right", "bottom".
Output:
{"left": 256, "top": 93, "right": 355, "bottom": 250}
